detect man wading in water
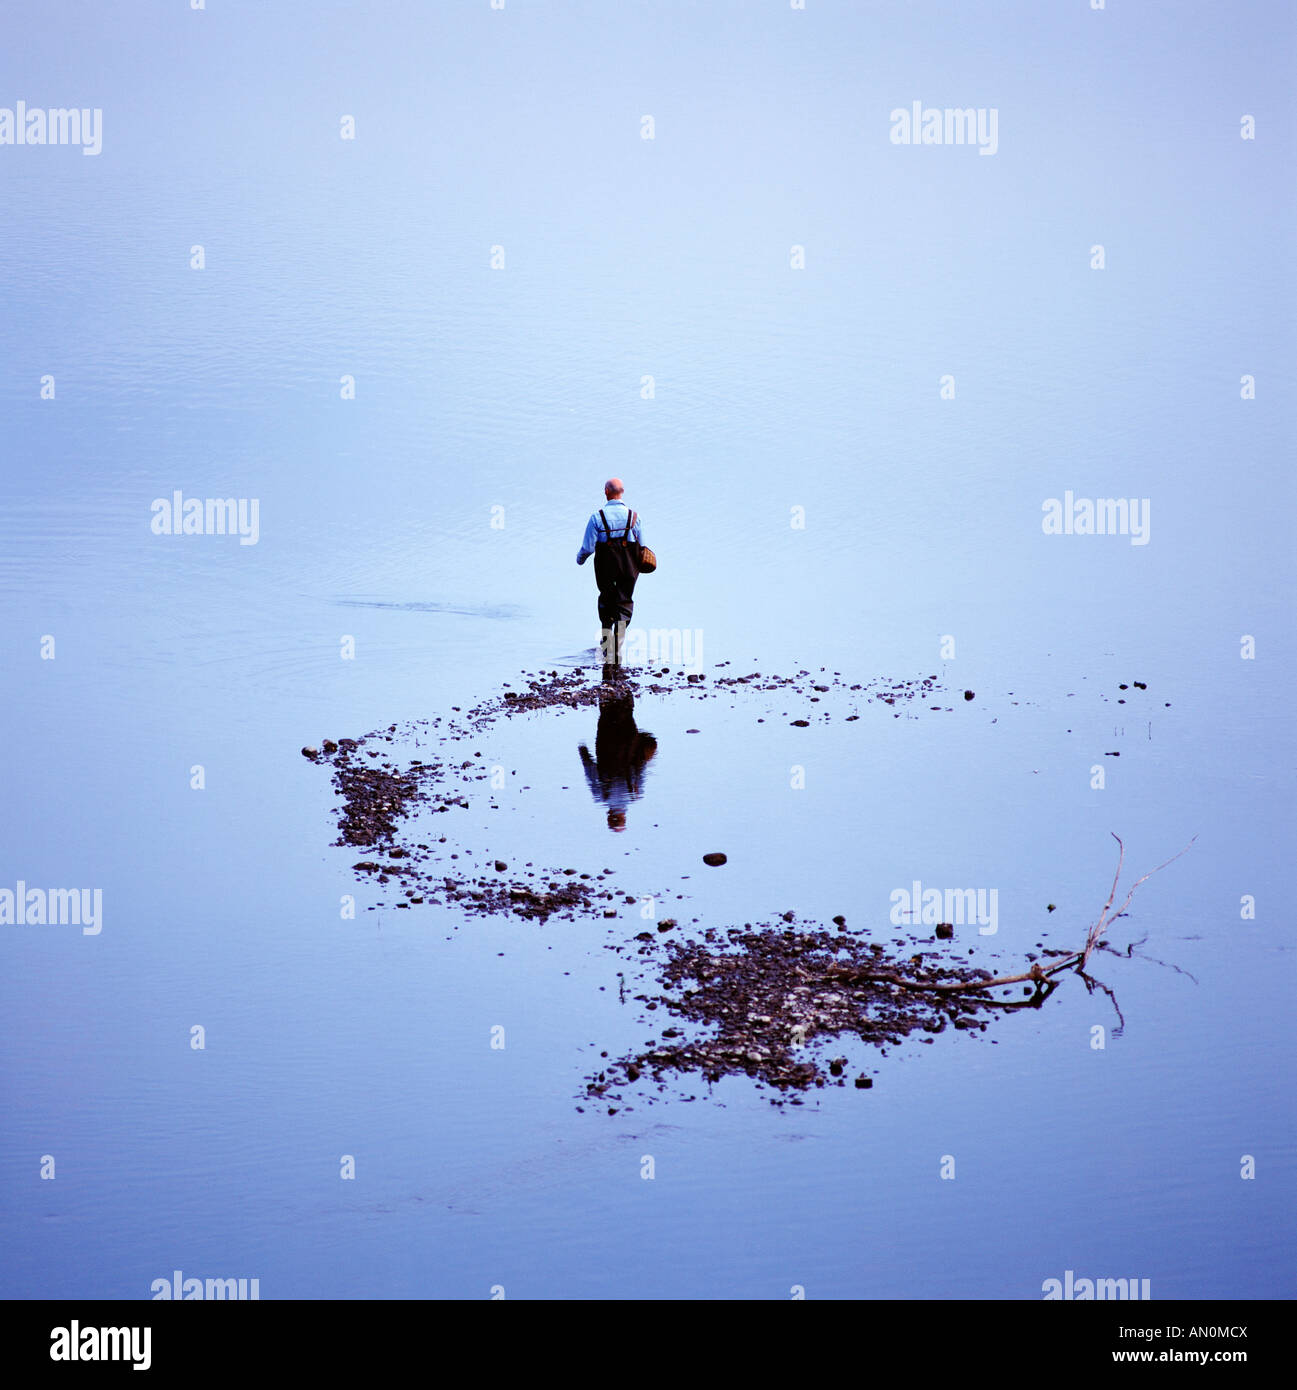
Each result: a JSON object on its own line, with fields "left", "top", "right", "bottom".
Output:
{"left": 576, "top": 477, "right": 644, "bottom": 678}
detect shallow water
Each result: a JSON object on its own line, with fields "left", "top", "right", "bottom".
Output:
{"left": 2, "top": 2, "right": 1294, "bottom": 1300}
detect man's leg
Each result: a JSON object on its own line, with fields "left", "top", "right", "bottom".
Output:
{"left": 597, "top": 590, "right": 617, "bottom": 674}
{"left": 613, "top": 576, "right": 636, "bottom": 667}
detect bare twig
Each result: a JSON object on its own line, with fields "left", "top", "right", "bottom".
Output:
{"left": 1079, "top": 833, "right": 1198, "bottom": 970}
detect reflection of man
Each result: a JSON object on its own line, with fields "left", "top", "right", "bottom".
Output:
{"left": 575, "top": 477, "right": 644, "bottom": 674}
{"left": 577, "top": 691, "right": 657, "bottom": 832}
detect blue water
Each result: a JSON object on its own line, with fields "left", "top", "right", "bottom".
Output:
{"left": 1, "top": 1, "right": 1293, "bottom": 1300}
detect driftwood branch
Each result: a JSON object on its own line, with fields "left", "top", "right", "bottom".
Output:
{"left": 854, "top": 833, "right": 1197, "bottom": 998}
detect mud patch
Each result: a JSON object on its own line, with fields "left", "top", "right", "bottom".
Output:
{"left": 583, "top": 921, "right": 1058, "bottom": 1111}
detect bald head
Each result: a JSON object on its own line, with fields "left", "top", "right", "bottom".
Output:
{"left": 604, "top": 478, "right": 624, "bottom": 500}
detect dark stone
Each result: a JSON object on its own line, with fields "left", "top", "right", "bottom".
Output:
{"left": 702, "top": 852, "right": 728, "bottom": 866}
{"left": 936, "top": 922, "right": 954, "bottom": 940}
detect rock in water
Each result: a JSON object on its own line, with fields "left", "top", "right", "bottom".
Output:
{"left": 702, "top": 852, "right": 727, "bottom": 867}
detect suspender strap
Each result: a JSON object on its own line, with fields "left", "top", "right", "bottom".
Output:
{"left": 598, "top": 508, "right": 635, "bottom": 543}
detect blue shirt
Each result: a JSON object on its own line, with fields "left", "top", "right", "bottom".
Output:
{"left": 576, "top": 500, "right": 643, "bottom": 564}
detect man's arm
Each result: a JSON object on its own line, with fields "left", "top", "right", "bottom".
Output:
{"left": 576, "top": 513, "right": 600, "bottom": 564}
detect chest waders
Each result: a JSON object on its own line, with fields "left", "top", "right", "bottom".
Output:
{"left": 593, "top": 508, "right": 638, "bottom": 666}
